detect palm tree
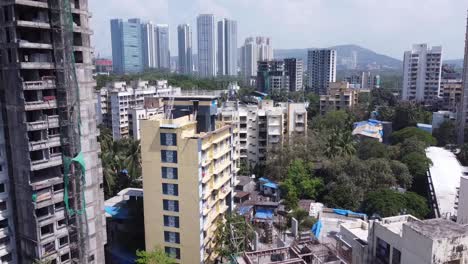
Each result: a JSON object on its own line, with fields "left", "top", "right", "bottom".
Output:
{"left": 123, "top": 139, "right": 142, "bottom": 183}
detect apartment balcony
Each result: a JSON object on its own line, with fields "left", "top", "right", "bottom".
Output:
{"left": 24, "top": 98, "right": 57, "bottom": 111}
{"left": 9, "top": 0, "right": 49, "bottom": 8}
{"left": 213, "top": 173, "right": 231, "bottom": 190}
{"left": 218, "top": 185, "right": 231, "bottom": 200}
{"left": 268, "top": 136, "right": 281, "bottom": 144}
{"left": 16, "top": 20, "right": 51, "bottom": 29}
{"left": 20, "top": 61, "right": 54, "bottom": 69}
{"left": 268, "top": 127, "right": 281, "bottom": 136}
{"left": 31, "top": 154, "right": 62, "bottom": 171}
{"left": 19, "top": 40, "right": 52, "bottom": 49}
{"left": 213, "top": 160, "right": 231, "bottom": 176}
{"left": 26, "top": 115, "right": 59, "bottom": 131}
{"left": 29, "top": 136, "right": 60, "bottom": 151}
{"left": 73, "top": 24, "right": 93, "bottom": 35}
{"left": 23, "top": 79, "right": 56, "bottom": 90}
{"left": 213, "top": 146, "right": 230, "bottom": 160}
{"left": 295, "top": 126, "right": 305, "bottom": 132}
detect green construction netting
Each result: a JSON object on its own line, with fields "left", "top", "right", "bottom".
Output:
{"left": 63, "top": 152, "right": 87, "bottom": 215}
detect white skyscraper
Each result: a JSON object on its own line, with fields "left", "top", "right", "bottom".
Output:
{"left": 197, "top": 14, "right": 217, "bottom": 77}
{"left": 142, "top": 21, "right": 157, "bottom": 69}
{"left": 177, "top": 24, "right": 193, "bottom": 74}
{"left": 156, "top": 24, "right": 170, "bottom": 69}
{"left": 217, "top": 18, "right": 238, "bottom": 76}
{"left": 240, "top": 36, "right": 273, "bottom": 83}
{"left": 307, "top": 49, "right": 337, "bottom": 95}
{"left": 402, "top": 44, "right": 442, "bottom": 101}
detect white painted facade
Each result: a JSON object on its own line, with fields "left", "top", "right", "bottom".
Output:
{"left": 96, "top": 80, "right": 181, "bottom": 140}
{"left": 402, "top": 44, "right": 442, "bottom": 102}
{"left": 219, "top": 101, "right": 307, "bottom": 168}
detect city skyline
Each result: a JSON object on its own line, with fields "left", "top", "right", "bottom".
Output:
{"left": 90, "top": 0, "right": 466, "bottom": 59}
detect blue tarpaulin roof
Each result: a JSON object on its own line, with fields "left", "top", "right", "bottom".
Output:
{"left": 332, "top": 208, "right": 367, "bottom": 219}
{"left": 105, "top": 206, "right": 129, "bottom": 220}
{"left": 259, "top": 177, "right": 270, "bottom": 183}
{"left": 312, "top": 220, "right": 322, "bottom": 238}
{"left": 237, "top": 205, "right": 253, "bottom": 216}
{"left": 255, "top": 208, "right": 274, "bottom": 220}
{"left": 263, "top": 182, "right": 278, "bottom": 189}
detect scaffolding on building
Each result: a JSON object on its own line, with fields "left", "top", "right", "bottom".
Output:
{"left": 48, "top": 0, "right": 89, "bottom": 262}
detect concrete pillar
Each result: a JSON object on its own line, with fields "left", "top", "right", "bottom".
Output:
{"left": 291, "top": 217, "right": 298, "bottom": 238}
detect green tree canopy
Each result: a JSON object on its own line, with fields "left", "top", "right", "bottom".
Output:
{"left": 392, "top": 102, "right": 432, "bottom": 131}
{"left": 391, "top": 127, "right": 436, "bottom": 146}
{"left": 280, "top": 159, "right": 323, "bottom": 209}
{"left": 135, "top": 247, "right": 177, "bottom": 264}
{"left": 361, "top": 189, "right": 430, "bottom": 219}
{"left": 357, "top": 138, "right": 389, "bottom": 160}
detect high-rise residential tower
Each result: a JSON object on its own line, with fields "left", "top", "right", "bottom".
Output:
{"left": 142, "top": 21, "right": 157, "bottom": 69}
{"left": 284, "top": 58, "right": 304, "bottom": 92}
{"left": 402, "top": 44, "right": 442, "bottom": 102}
{"left": 0, "top": 0, "right": 106, "bottom": 263}
{"left": 256, "top": 60, "right": 289, "bottom": 93}
{"left": 156, "top": 24, "right": 170, "bottom": 69}
{"left": 197, "top": 14, "right": 217, "bottom": 77}
{"left": 307, "top": 49, "right": 337, "bottom": 95}
{"left": 240, "top": 37, "right": 273, "bottom": 83}
{"left": 142, "top": 96, "right": 238, "bottom": 263}
{"left": 458, "top": 11, "right": 468, "bottom": 145}
{"left": 217, "top": 18, "right": 237, "bottom": 76}
{"left": 111, "top": 18, "right": 144, "bottom": 74}
{"left": 177, "top": 24, "right": 193, "bottom": 74}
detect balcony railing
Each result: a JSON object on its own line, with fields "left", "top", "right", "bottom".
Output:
{"left": 31, "top": 155, "right": 62, "bottom": 171}
{"left": 24, "top": 99, "right": 57, "bottom": 111}
{"left": 23, "top": 79, "right": 55, "bottom": 90}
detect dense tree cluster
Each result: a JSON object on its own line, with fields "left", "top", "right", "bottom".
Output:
{"left": 266, "top": 91, "right": 436, "bottom": 218}
{"left": 98, "top": 126, "right": 142, "bottom": 199}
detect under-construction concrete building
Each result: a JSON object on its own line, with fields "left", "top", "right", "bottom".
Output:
{"left": 0, "top": 0, "right": 106, "bottom": 263}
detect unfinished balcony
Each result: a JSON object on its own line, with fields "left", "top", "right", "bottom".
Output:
{"left": 15, "top": 4, "right": 50, "bottom": 29}
{"left": 23, "top": 76, "right": 56, "bottom": 90}
{"left": 26, "top": 115, "right": 59, "bottom": 131}
{"left": 28, "top": 135, "right": 60, "bottom": 151}
{"left": 24, "top": 97, "right": 57, "bottom": 111}
{"left": 31, "top": 153, "right": 62, "bottom": 171}
{"left": 9, "top": 0, "right": 49, "bottom": 8}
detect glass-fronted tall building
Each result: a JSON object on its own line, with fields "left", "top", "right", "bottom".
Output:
{"left": 111, "top": 18, "right": 144, "bottom": 74}
{"left": 177, "top": 24, "right": 193, "bottom": 74}
{"left": 156, "top": 24, "right": 170, "bottom": 69}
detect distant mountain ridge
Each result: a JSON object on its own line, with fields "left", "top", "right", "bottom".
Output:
{"left": 274, "top": 44, "right": 464, "bottom": 71}
{"left": 274, "top": 44, "right": 402, "bottom": 70}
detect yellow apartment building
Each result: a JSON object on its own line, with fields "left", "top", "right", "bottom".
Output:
{"left": 141, "top": 96, "right": 236, "bottom": 263}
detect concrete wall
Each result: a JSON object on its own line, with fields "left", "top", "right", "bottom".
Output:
{"left": 458, "top": 176, "right": 468, "bottom": 225}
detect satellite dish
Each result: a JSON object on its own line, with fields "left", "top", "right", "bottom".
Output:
{"left": 251, "top": 174, "right": 256, "bottom": 179}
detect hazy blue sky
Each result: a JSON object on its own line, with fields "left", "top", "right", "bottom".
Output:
{"left": 90, "top": 0, "right": 467, "bottom": 60}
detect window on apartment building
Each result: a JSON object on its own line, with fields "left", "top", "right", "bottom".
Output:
{"left": 163, "top": 215, "right": 180, "bottom": 228}
{"left": 376, "top": 237, "right": 390, "bottom": 264}
{"left": 163, "top": 199, "right": 179, "bottom": 212}
{"left": 160, "top": 133, "right": 177, "bottom": 146}
{"left": 0, "top": 183, "right": 5, "bottom": 193}
{"left": 162, "top": 183, "right": 178, "bottom": 196}
{"left": 0, "top": 254, "right": 12, "bottom": 262}
{"left": 60, "top": 252, "right": 70, "bottom": 262}
{"left": 165, "top": 247, "right": 180, "bottom": 259}
{"left": 161, "top": 150, "right": 177, "bottom": 163}
{"left": 392, "top": 248, "right": 401, "bottom": 264}
{"left": 57, "top": 218, "right": 67, "bottom": 229}
{"left": 164, "top": 231, "right": 180, "bottom": 244}
{"left": 88, "top": 255, "right": 95, "bottom": 262}
{"left": 0, "top": 236, "right": 10, "bottom": 247}
{"left": 0, "top": 201, "right": 6, "bottom": 211}
{"left": 59, "top": 236, "right": 69, "bottom": 248}
{"left": 0, "top": 219, "right": 7, "bottom": 229}
{"left": 40, "top": 224, "right": 54, "bottom": 237}
{"left": 162, "top": 167, "right": 178, "bottom": 179}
